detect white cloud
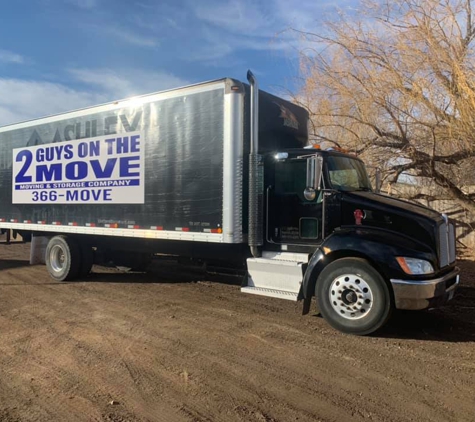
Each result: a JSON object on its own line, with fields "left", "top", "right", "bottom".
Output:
{"left": 180, "top": 3, "right": 289, "bottom": 64}
{"left": 0, "top": 107, "right": 30, "bottom": 127}
{"left": 184, "top": 31, "right": 234, "bottom": 62}
{"left": 186, "top": 0, "right": 353, "bottom": 63}
{"left": 102, "top": 25, "right": 158, "bottom": 47}
{"left": 0, "top": 69, "right": 189, "bottom": 126}
{"left": 190, "top": 0, "right": 332, "bottom": 37}
{"left": 69, "top": 68, "right": 189, "bottom": 98}
{"left": 192, "top": 0, "right": 276, "bottom": 36}
{"left": 0, "top": 49, "right": 25, "bottom": 64}
{"left": 274, "top": 0, "right": 341, "bottom": 30}
{"left": 0, "top": 79, "right": 105, "bottom": 126}
{"left": 181, "top": 27, "right": 299, "bottom": 64}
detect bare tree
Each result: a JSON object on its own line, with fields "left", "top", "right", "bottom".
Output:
{"left": 296, "top": 0, "right": 475, "bottom": 213}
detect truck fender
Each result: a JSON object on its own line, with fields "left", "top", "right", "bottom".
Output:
{"left": 298, "top": 228, "right": 435, "bottom": 314}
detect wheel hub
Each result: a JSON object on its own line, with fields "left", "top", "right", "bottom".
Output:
{"left": 329, "top": 274, "right": 373, "bottom": 320}
{"left": 342, "top": 289, "right": 357, "bottom": 305}
{"left": 50, "top": 245, "right": 66, "bottom": 273}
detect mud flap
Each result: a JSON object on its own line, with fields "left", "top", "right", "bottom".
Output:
{"left": 302, "top": 297, "right": 312, "bottom": 315}
{"left": 30, "top": 235, "right": 50, "bottom": 265}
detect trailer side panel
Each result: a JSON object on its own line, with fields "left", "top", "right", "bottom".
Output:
{"left": 0, "top": 82, "right": 241, "bottom": 243}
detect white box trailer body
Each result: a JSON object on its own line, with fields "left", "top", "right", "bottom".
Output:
{"left": 0, "top": 77, "right": 308, "bottom": 250}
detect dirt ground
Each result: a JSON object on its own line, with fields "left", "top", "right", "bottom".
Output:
{"left": 0, "top": 240, "right": 474, "bottom": 422}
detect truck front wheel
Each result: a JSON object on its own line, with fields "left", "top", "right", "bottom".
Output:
{"left": 45, "top": 235, "right": 81, "bottom": 281}
{"left": 316, "top": 258, "right": 393, "bottom": 335}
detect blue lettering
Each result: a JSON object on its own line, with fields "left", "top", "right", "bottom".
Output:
{"left": 64, "top": 144, "right": 73, "bottom": 160}
{"left": 36, "top": 164, "right": 62, "bottom": 182}
{"left": 78, "top": 142, "right": 88, "bottom": 158}
{"left": 130, "top": 135, "right": 140, "bottom": 152}
{"left": 65, "top": 161, "right": 87, "bottom": 180}
{"left": 75, "top": 141, "right": 100, "bottom": 158}
{"left": 65, "top": 189, "right": 112, "bottom": 202}
{"left": 105, "top": 138, "right": 115, "bottom": 154}
{"left": 89, "top": 140, "right": 100, "bottom": 157}
{"left": 119, "top": 156, "right": 140, "bottom": 177}
{"left": 45, "top": 148, "right": 54, "bottom": 161}
{"left": 15, "top": 150, "right": 33, "bottom": 183}
{"left": 116, "top": 137, "right": 129, "bottom": 153}
{"left": 36, "top": 145, "right": 69, "bottom": 162}
{"left": 90, "top": 158, "right": 117, "bottom": 178}
{"left": 66, "top": 190, "right": 79, "bottom": 201}
{"left": 36, "top": 148, "right": 45, "bottom": 162}
{"left": 52, "top": 145, "right": 64, "bottom": 161}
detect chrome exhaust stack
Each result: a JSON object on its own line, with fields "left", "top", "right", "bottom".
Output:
{"left": 247, "top": 70, "right": 259, "bottom": 155}
{"left": 247, "top": 70, "right": 263, "bottom": 258}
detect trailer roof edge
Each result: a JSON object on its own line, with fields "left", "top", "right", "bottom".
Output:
{"left": 0, "top": 77, "right": 240, "bottom": 132}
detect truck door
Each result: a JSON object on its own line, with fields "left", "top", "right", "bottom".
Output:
{"left": 267, "top": 158, "right": 323, "bottom": 245}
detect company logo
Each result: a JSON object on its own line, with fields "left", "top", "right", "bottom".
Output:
{"left": 12, "top": 132, "right": 144, "bottom": 205}
{"left": 275, "top": 103, "right": 299, "bottom": 130}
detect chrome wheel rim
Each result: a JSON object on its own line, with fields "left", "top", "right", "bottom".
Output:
{"left": 329, "top": 274, "right": 373, "bottom": 320}
{"left": 49, "top": 245, "right": 66, "bottom": 273}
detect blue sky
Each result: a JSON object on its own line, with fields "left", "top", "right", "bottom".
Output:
{"left": 0, "top": 0, "right": 353, "bottom": 126}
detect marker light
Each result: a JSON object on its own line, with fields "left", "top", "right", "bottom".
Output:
{"left": 396, "top": 257, "right": 434, "bottom": 275}
{"left": 354, "top": 209, "right": 364, "bottom": 225}
{"left": 275, "top": 152, "right": 289, "bottom": 160}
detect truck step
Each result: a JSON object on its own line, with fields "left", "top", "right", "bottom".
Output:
{"left": 261, "top": 251, "right": 309, "bottom": 263}
{"left": 242, "top": 253, "right": 306, "bottom": 301}
{"left": 241, "top": 286, "right": 298, "bottom": 301}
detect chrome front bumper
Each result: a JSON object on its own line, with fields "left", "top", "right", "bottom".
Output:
{"left": 390, "top": 268, "right": 460, "bottom": 310}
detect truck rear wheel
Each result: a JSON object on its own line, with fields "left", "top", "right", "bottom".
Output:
{"left": 45, "top": 235, "right": 81, "bottom": 281}
{"left": 316, "top": 258, "right": 393, "bottom": 335}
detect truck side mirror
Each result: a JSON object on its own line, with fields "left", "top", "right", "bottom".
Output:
{"left": 304, "top": 155, "right": 323, "bottom": 201}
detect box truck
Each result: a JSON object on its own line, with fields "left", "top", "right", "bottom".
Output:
{"left": 0, "top": 71, "right": 459, "bottom": 335}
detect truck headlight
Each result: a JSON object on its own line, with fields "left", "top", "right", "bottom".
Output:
{"left": 396, "top": 257, "right": 434, "bottom": 275}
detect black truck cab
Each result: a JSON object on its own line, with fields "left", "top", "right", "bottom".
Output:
{"left": 243, "top": 146, "right": 460, "bottom": 335}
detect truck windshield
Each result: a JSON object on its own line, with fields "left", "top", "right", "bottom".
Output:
{"left": 326, "top": 156, "right": 372, "bottom": 192}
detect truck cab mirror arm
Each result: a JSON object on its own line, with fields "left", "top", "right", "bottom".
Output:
{"left": 304, "top": 155, "right": 323, "bottom": 201}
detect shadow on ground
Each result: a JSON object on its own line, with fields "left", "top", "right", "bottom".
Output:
{"left": 0, "top": 259, "right": 31, "bottom": 272}
{"left": 378, "top": 284, "right": 475, "bottom": 343}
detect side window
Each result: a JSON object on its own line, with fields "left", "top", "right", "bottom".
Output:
{"left": 274, "top": 161, "right": 306, "bottom": 196}
{"left": 329, "top": 169, "right": 360, "bottom": 190}
{"left": 326, "top": 156, "right": 372, "bottom": 191}
{"left": 274, "top": 160, "right": 321, "bottom": 202}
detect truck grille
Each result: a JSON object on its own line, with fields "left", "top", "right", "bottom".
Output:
{"left": 438, "top": 218, "right": 456, "bottom": 267}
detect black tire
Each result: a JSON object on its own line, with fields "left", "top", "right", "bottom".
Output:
{"left": 79, "top": 243, "right": 94, "bottom": 277}
{"left": 45, "top": 235, "right": 81, "bottom": 281}
{"left": 316, "top": 258, "right": 393, "bottom": 335}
